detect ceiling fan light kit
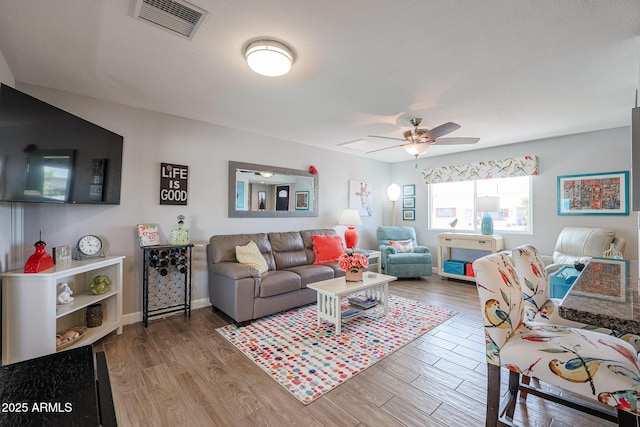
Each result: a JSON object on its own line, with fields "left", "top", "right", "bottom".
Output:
{"left": 245, "top": 40, "right": 293, "bottom": 77}
{"left": 402, "top": 143, "right": 429, "bottom": 157}
{"left": 367, "top": 117, "right": 479, "bottom": 159}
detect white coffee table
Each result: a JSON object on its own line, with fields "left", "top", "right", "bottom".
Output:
{"left": 307, "top": 272, "right": 397, "bottom": 335}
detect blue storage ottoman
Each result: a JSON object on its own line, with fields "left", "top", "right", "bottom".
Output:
{"left": 549, "top": 266, "right": 580, "bottom": 299}
{"left": 443, "top": 259, "right": 467, "bottom": 275}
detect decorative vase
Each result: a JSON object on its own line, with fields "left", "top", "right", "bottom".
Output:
{"left": 345, "top": 268, "right": 363, "bottom": 282}
{"left": 86, "top": 303, "right": 103, "bottom": 328}
{"left": 481, "top": 213, "right": 494, "bottom": 235}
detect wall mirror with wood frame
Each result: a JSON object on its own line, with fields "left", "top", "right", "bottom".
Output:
{"left": 228, "top": 161, "right": 318, "bottom": 218}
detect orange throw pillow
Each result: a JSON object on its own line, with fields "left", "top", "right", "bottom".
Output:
{"left": 312, "top": 235, "right": 344, "bottom": 264}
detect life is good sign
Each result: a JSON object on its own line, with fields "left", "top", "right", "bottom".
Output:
{"left": 160, "top": 163, "right": 188, "bottom": 205}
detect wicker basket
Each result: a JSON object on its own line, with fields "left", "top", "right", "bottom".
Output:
{"left": 56, "top": 326, "right": 87, "bottom": 351}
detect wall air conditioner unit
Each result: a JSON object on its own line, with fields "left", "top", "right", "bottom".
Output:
{"left": 133, "top": 0, "right": 209, "bottom": 40}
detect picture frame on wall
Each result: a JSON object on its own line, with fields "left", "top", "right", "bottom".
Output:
{"left": 403, "top": 210, "right": 415, "bottom": 221}
{"left": 403, "top": 184, "right": 415, "bottom": 197}
{"left": 295, "top": 191, "right": 309, "bottom": 210}
{"left": 557, "top": 170, "right": 629, "bottom": 216}
{"left": 348, "top": 180, "right": 373, "bottom": 216}
{"left": 236, "top": 181, "right": 246, "bottom": 210}
{"left": 402, "top": 197, "right": 415, "bottom": 209}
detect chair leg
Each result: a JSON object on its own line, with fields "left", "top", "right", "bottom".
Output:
{"left": 520, "top": 375, "right": 530, "bottom": 400}
{"left": 486, "top": 364, "right": 501, "bottom": 427}
{"left": 617, "top": 408, "right": 640, "bottom": 427}
{"left": 505, "top": 370, "right": 520, "bottom": 420}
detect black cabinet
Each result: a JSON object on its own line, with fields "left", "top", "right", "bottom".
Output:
{"left": 0, "top": 345, "right": 116, "bottom": 426}
{"left": 142, "top": 244, "right": 193, "bottom": 327}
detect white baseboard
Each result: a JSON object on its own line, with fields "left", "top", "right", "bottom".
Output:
{"left": 121, "top": 297, "right": 211, "bottom": 326}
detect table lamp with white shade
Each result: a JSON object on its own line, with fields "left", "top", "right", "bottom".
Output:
{"left": 476, "top": 196, "right": 500, "bottom": 235}
{"left": 339, "top": 208, "right": 362, "bottom": 249}
{"left": 387, "top": 183, "right": 401, "bottom": 226}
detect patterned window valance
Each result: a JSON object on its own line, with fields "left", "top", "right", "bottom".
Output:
{"left": 422, "top": 155, "right": 538, "bottom": 184}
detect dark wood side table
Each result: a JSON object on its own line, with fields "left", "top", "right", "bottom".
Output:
{"left": 0, "top": 345, "right": 116, "bottom": 426}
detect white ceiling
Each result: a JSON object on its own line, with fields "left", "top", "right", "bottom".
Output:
{"left": 0, "top": 0, "right": 639, "bottom": 162}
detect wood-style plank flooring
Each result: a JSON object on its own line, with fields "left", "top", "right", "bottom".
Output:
{"left": 95, "top": 276, "right": 617, "bottom": 426}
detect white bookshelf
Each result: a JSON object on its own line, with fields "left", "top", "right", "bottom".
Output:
{"left": 1, "top": 256, "right": 124, "bottom": 365}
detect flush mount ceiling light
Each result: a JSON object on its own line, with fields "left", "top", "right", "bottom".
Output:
{"left": 245, "top": 40, "right": 293, "bottom": 77}
{"left": 259, "top": 171, "right": 274, "bottom": 178}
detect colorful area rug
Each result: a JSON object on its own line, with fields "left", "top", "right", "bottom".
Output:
{"left": 216, "top": 295, "right": 457, "bottom": 404}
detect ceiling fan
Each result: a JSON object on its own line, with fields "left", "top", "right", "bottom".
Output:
{"left": 366, "top": 118, "right": 480, "bottom": 158}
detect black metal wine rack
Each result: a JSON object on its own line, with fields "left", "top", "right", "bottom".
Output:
{"left": 142, "top": 244, "right": 193, "bottom": 327}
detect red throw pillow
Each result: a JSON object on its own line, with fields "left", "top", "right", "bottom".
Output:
{"left": 312, "top": 235, "right": 344, "bottom": 264}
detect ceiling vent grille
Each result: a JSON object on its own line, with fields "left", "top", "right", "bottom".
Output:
{"left": 134, "top": 0, "right": 208, "bottom": 40}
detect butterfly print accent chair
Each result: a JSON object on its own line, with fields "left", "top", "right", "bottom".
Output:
{"left": 473, "top": 252, "right": 640, "bottom": 426}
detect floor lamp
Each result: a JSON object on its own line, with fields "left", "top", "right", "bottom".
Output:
{"left": 387, "top": 183, "right": 401, "bottom": 226}
{"left": 476, "top": 196, "right": 500, "bottom": 235}
{"left": 339, "top": 209, "right": 362, "bottom": 249}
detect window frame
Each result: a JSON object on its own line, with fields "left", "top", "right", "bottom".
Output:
{"left": 428, "top": 176, "right": 533, "bottom": 235}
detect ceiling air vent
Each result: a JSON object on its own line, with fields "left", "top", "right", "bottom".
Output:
{"left": 133, "top": 0, "right": 208, "bottom": 40}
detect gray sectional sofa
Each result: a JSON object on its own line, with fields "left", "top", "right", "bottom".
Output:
{"left": 206, "top": 229, "right": 345, "bottom": 324}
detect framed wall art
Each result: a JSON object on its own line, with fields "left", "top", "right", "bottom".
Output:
{"left": 295, "top": 191, "right": 309, "bottom": 210}
{"left": 403, "top": 210, "right": 415, "bottom": 221}
{"left": 349, "top": 180, "right": 373, "bottom": 216}
{"left": 402, "top": 197, "right": 415, "bottom": 209}
{"left": 557, "top": 170, "right": 629, "bottom": 216}
{"left": 402, "top": 184, "right": 415, "bottom": 197}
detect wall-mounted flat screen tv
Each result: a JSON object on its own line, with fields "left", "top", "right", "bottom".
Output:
{"left": 0, "top": 84, "right": 123, "bottom": 204}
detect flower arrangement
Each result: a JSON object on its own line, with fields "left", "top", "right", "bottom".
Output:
{"left": 337, "top": 250, "right": 369, "bottom": 272}
{"left": 309, "top": 165, "right": 318, "bottom": 175}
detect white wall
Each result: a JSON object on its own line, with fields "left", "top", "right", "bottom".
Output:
{"left": 389, "top": 127, "right": 637, "bottom": 262}
{"left": 12, "top": 84, "right": 392, "bottom": 316}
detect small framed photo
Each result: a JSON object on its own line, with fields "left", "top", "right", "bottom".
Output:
{"left": 137, "top": 223, "right": 161, "bottom": 247}
{"left": 53, "top": 245, "right": 72, "bottom": 265}
{"left": 295, "top": 191, "right": 309, "bottom": 210}
{"left": 403, "top": 184, "right": 415, "bottom": 196}
{"left": 403, "top": 210, "right": 415, "bottom": 221}
{"left": 557, "top": 170, "right": 629, "bottom": 215}
{"left": 402, "top": 197, "right": 415, "bottom": 209}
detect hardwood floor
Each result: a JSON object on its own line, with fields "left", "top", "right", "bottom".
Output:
{"left": 95, "top": 276, "right": 617, "bottom": 426}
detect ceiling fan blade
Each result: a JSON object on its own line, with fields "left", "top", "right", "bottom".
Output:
{"left": 367, "top": 135, "right": 405, "bottom": 142}
{"left": 432, "top": 137, "right": 480, "bottom": 145}
{"left": 365, "top": 144, "right": 404, "bottom": 154}
{"left": 426, "top": 122, "right": 461, "bottom": 140}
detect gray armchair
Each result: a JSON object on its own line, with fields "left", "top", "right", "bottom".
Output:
{"left": 376, "top": 226, "right": 432, "bottom": 278}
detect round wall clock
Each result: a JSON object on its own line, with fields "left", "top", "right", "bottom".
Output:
{"left": 76, "top": 235, "right": 104, "bottom": 259}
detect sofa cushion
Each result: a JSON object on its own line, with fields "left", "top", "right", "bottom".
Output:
{"left": 312, "top": 235, "right": 344, "bottom": 264}
{"left": 389, "top": 239, "right": 414, "bottom": 253}
{"left": 269, "top": 232, "right": 308, "bottom": 269}
{"left": 235, "top": 241, "right": 268, "bottom": 273}
{"left": 387, "top": 252, "right": 430, "bottom": 264}
{"left": 259, "top": 270, "right": 301, "bottom": 297}
{"left": 209, "top": 233, "right": 275, "bottom": 270}
{"left": 285, "top": 265, "right": 335, "bottom": 287}
{"left": 300, "top": 229, "right": 339, "bottom": 263}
